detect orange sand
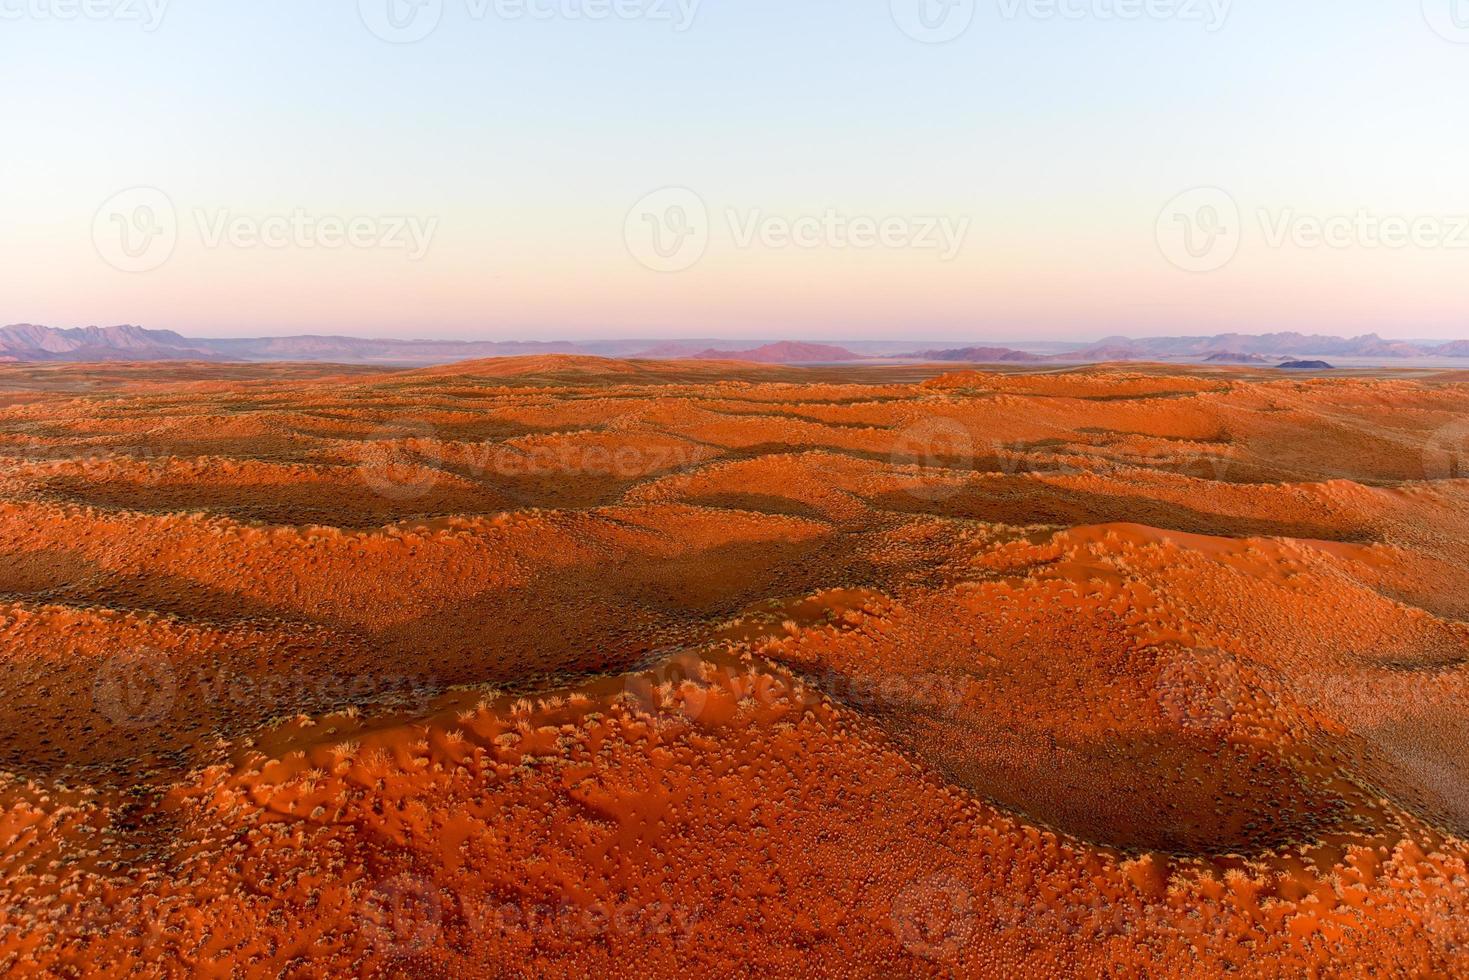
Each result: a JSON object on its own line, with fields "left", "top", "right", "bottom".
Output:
{"left": 0, "top": 357, "right": 1466, "bottom": 976}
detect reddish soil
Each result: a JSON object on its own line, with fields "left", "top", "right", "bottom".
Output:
{"left": 1, "top": 356, "right": 1467, "bottom": 976}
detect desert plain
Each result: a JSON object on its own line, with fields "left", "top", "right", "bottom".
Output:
{"left": 0, "top": 355, "right": 1466, "bottom": 976}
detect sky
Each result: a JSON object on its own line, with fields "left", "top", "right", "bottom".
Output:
{"left": 3, "top": 1, "right": 1468, "bottom": 342}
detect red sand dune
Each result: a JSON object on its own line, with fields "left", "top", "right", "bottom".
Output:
{"left": 0, "top": 358, "right": 1467, "bottom": 976}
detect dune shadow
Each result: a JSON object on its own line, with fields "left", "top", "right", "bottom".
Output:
{"left": 871, "top": 479, "right": 1376, "bottom": 543}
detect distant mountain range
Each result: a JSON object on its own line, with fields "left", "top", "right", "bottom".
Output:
{"left": 905, "top": 332, "right": 1469, "bottom": 364}
{"left": 903, "top": 346, "right": 1045, "bottom": 363}
{"left": 3, "top": 324, "right": 1468, "bottom": 367}
{"left": 1059, "top": 332, "right": 1469, "bottom": 360}
{"left": 0, "top": 324, "right": 585, "bottom": 364}
{"left": 0, "top": 327, "right": 873, "bottom": 366}
{"left": 680, "top": 342, "right": 866, "bottom": 363}
{"left": 0, "top": 324, "right": 216, "bottom": 362}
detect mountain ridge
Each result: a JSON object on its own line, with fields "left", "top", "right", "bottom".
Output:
{"left": 680, "top": 341, "right": 865, "bottom": 363}
{"left": 903, "top": 346, "right": 1044, "bottom": 363}
{"left": 4, "top": 324, "right": 1469, "bottom": 367}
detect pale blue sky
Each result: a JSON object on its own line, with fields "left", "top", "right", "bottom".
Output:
{"left": 3, "top": 2, "right": 1467, "bottom": 340}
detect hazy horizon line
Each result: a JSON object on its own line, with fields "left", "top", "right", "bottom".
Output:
{"left": 9, "top": 322, "right": 1467, "bottom": 347}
